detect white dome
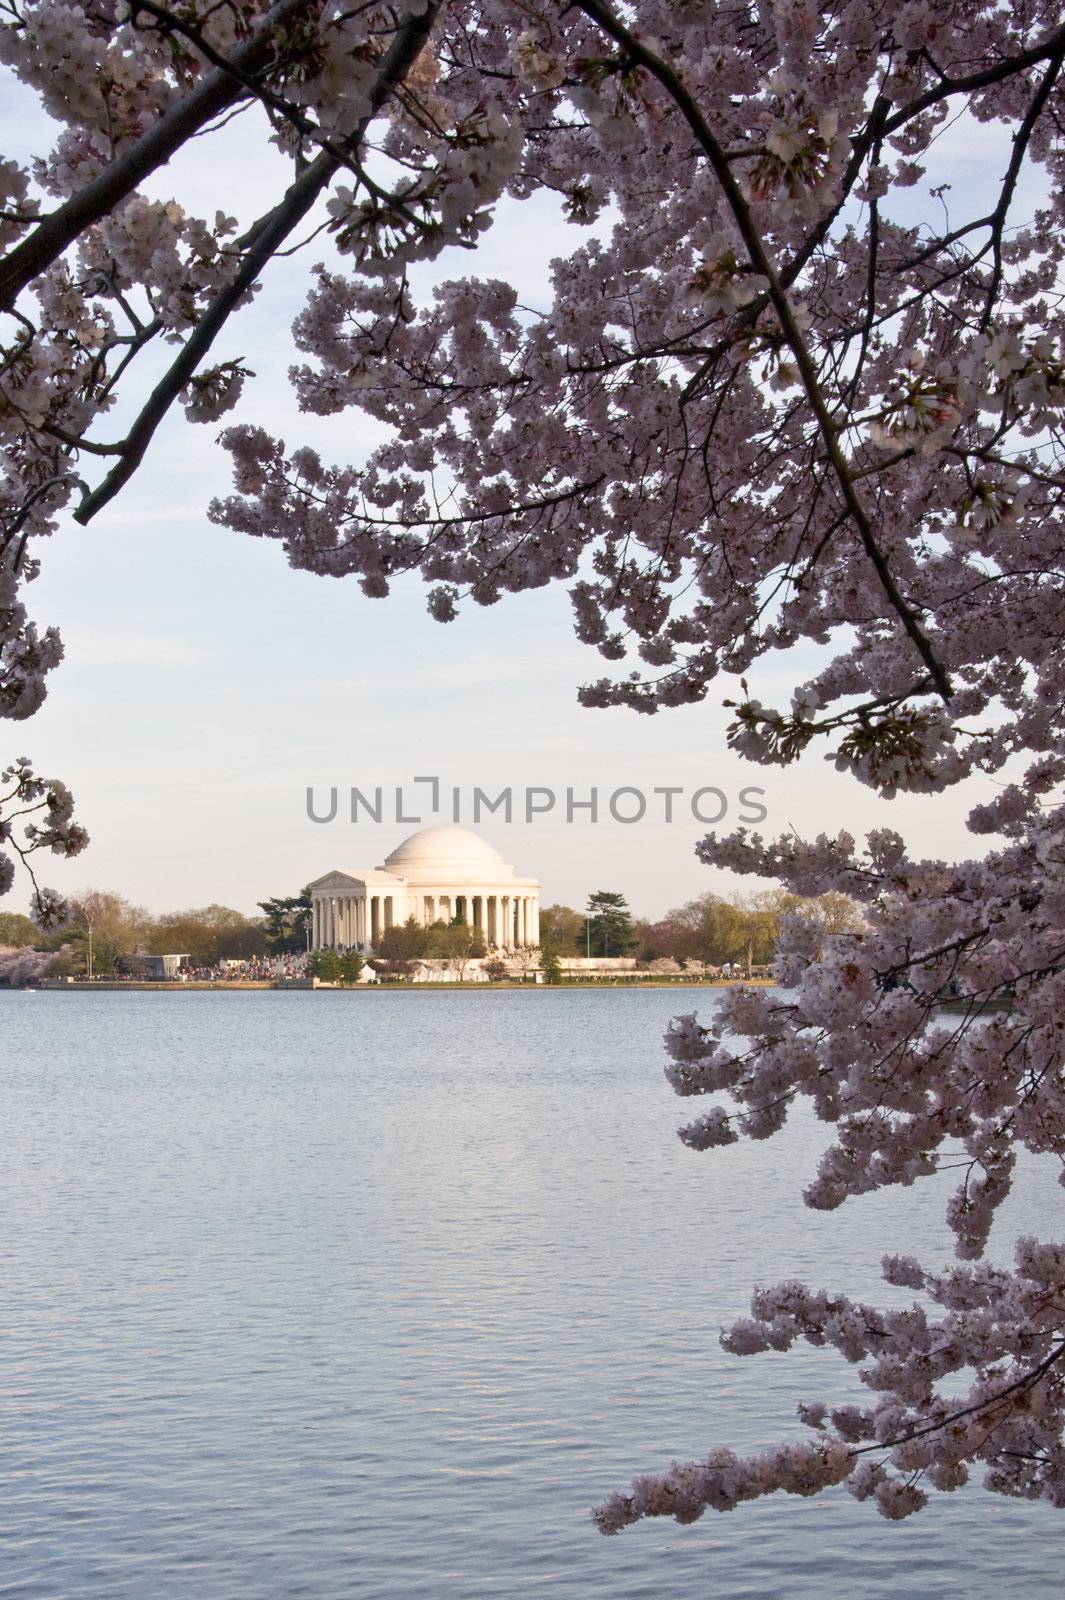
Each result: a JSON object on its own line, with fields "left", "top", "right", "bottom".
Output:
{"left": 381, "top": 826, "right": 510, "bottom": 882}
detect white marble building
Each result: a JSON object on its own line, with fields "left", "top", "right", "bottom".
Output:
{"left": 308, "top": 826, "right": 541, "bottom": 952}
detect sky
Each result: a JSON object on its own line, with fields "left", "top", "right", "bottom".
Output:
{"left": 0, "top": 61, "right": 1035, "bottom": 920}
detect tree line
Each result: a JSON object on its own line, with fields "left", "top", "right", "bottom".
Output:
{"left": 542, "top": 889, "right": 864, "bottom": 974}
{"left": 0, "top": 883, "right": 863, "bottom": 979}
{"left": 0, "top": 890, "right": 301, "bottom": 976}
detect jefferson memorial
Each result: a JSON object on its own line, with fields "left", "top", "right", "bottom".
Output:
{"left": 308, "top": 826, "right": 541, "bottom": 952}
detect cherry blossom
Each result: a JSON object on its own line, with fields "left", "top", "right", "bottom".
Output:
{"left": 0, "top": 756, "right": 87, "bottom": 918}
{"left": 2, "top": 0, "right": 1065, "bottom": 1530}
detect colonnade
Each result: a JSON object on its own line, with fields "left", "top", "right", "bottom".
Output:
{"left": 312, "top": 893, "right": 394, "bottom": 951}
{"left": 419, "top": 891, "right": 539, "bottom": 951}
{"left": 311, "top": 889, "right": 539, "bottom": 951}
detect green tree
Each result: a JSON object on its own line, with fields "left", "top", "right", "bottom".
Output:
{"left": 427, "top": 918, "right": 487, "bottom": 979}
{"left": 538, "top": 904, "right": 585, "bottom": 956}
{"left": 586, "top": 891, "right": 637, "bottom": 958}
{"left": 541, "top": 945, "right": 563, "bottom": 985}
{"left": 377, "top": 915, "right": 429, "bottom": 960}
{"left": 806, "top": 891, "right": 865, "bottom": 937}
{"left": 149, "top": 904, "right": 267, "bottom": 965}
{"left": 49, "top": 890, "right": 150, "bottom": 976}
{"left": 258, "top": 888, "right": 312, "bottom": 953}
{"left": 309, "top": 948, "right": 341, "bottom": 981}
{"left": 338, "top": 950, "right": 364, "bottom": 984}
{"left": 0, "top": 910, "right": 37, "bottom": 947}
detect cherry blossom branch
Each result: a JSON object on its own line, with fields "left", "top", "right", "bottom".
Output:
{"left": 0, "top": 0, "right": 317, "bottom": 311}
{"left": 73, "top": 3, "right": 440, "bottom": 524}
{"left": 979, "top": 43, "right": 1065, "bottom": 330}
{"left": 573, "top": 0, "right": 955, "bottom": 704}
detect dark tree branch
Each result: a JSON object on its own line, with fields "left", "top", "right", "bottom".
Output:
{"left": 980, "top": 44, "right": 1065, "bottom": 330}
{"left": 0, "top": 0, "right": 316, "bottom": 311}
{"left": 72, "top": 2, "right": 440, "bottom": 525}
{"left": 573, "top": 0, "right": 955, "bottom": 702}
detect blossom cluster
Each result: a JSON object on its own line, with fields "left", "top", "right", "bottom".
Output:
{"left": 3, "top": 0, "right": 1065, "bottom": 1532}
{"left": 0, "top": 756, "right": 87, "bottom": 918}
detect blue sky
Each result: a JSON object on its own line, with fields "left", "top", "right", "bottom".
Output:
{"left": 1, "top": 70, "right": 1029, "bottom": 918}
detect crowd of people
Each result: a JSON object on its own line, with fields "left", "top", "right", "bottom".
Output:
{"left": 175, "top": 953, "right": 311, "bottom": 983}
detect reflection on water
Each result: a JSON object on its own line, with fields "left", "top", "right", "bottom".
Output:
{"left": 0, "top": 989, "right": 1058, "bottom": 1598}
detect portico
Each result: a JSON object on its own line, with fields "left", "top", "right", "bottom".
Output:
{"left": 308, "top": 826, "right": 541, "bottom": 953}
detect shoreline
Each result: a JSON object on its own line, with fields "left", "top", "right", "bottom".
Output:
{"left": 25, "top": 978, "right": 774, "bottom": 994}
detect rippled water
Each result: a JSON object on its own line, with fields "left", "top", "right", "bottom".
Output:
{"left": 1, "top": 988, "right": 1060, "bottom": 1598}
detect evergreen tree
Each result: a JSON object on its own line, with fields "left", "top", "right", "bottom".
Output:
{"left": 258, "top": 889, "right": 312, "bottom": 954}
{"left": 585, "top": 891, "right": 637, "bottom": 958}
{"left": 309, "top": 949, "right": 341, "bottom": 981}
{"left": 338, "top": 950, "right": 364, "bottom": 984}
{"left": 541, "top": 946, "right": 563, "bottom": 986}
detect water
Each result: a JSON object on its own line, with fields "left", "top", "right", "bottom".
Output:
{"left": 1, "top": 988, "right": 1060, "bottom": 1598}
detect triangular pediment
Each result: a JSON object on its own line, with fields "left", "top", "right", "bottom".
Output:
{"left": 307, "top": 868, "right": 406, "bottom": 892}
{"left": 307, "top": 869, "right": 366, "bottom": 892}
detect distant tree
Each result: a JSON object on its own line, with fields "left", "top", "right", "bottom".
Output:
{"left": 309, "top": 948, "right": 341, "bottom": 981}
{"left": 338, "top": 950, "right": 364, "bottom": 984}
{"left": 650, "top": 894, "right": 740, "bottom": 966}
{"left": 49, "top": 890, "right": 149, "bottom": 976}
{"left": 428, "top": 918, "right": 487, "bottom": 980}
{"left": 803, "top": 891, "right": 866, "bottom": 938}
{"left": 258, "top": 888, "right": 312, "bottom": 954}
{"left": 377, "top": 916, "right": 429, "bottom": 961}
{"left": 541, "top": 946, "right": 563, "bottom": 987}
{"left": 538, "top": 904, "right": 585, "bottom": 956}
{"left": 645, "top": 889, "right": 864, "bottom": 975}
{"left": 586, "top": 891, "right": 637, "bottom": 958}
{"left": 0, "top": 910, "right": 37, "bottom": 947}
{"left": 482, "top": 957, "right": 508, "bottom": 983}
{"left": 509, "top": 942, "right": 541, "bottom": 982}
{"left": 149, "top": 904, "right": 267, "bottom": 965}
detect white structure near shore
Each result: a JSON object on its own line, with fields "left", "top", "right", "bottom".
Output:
{"left": 308, "top": 826, "right": 540, "bottom": 952}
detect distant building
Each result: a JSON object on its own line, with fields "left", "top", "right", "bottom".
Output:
{"left": 308, "top": 826, "right": 540, "bottom": 952}
{"left": 121, "top": 953, "right": 189, "bottom": 980}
